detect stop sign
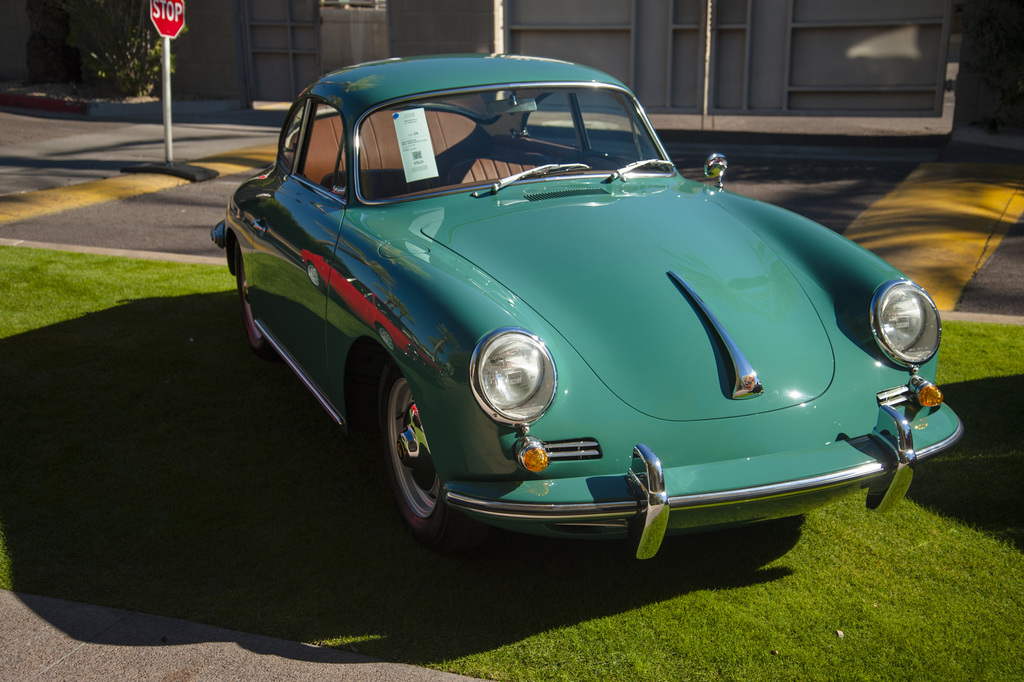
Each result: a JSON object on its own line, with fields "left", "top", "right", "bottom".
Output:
{"left": 150, "top": 0, "right": 185, "bottom": 39}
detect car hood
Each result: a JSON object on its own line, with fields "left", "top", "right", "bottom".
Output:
{"left": 422, "top": 180, "right": 835, "bottom": 420}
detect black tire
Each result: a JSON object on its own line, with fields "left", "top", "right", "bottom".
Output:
{"left": 379, "top": 362, "right": 488, "bottom": 552}
{"left": 234, "top": 241, "right": 277, "bottom": 360}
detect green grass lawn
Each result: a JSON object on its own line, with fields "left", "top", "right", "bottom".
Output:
{"left": 1, "top": 246, "right": 1022, "bottom": 681}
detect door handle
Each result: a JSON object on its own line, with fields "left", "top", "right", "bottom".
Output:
{"left": 250, "top": 217, "right": 269, "bottom": 238}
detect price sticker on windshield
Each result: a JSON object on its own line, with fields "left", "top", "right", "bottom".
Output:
{"left": 392, "top": 109, "right": 439, "bottom": 184}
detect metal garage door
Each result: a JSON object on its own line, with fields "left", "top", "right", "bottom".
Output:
{"left": 237, "top": 0, "right": 322, "bottom": 104}
{"left": 505, "top": 0, "right": 952, "bottom": 116}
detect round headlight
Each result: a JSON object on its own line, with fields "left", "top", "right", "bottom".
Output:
{"left": 871, "top": 280, "right": 941, "bottom": 366}
{"left": 471, "top": 328, "right": 557, "bottom": 424}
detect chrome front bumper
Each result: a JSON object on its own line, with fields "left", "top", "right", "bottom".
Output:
{"left": 445, "top": 406, "right": 964, "bottom": 559}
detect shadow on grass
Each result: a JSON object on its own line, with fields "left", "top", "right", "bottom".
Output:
{"left": 908, "top": 375, "right": 1024, "bottom": 552}
{"left": 0, "top": 291, "right": 802, "bottom": 665}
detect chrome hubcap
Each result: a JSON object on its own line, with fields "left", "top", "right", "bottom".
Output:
{"left": 387, "top": 378, "right": 438, "bottom": 518}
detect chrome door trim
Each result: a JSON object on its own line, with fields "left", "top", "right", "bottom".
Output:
{"left": 253, "top": 319, "right": 343, "bottom": 425}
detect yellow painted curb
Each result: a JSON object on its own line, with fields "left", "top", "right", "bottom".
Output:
{"left": 188, "top": 143, "right": 276, "bottom": 178}
{"left": 0, "top": 174, "right": 188, "bottom": 225}
{"left": 846, "top": 163, "right": 1024, "bottom": 311}
{"left": 0, "top": 143, "right": 277, "bottom": 226}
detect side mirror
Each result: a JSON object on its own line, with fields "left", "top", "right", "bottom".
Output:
{"left": 704, "top": 153, "right": 727, "bottom": 190}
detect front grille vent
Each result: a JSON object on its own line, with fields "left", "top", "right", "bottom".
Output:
{"left": 524, "top": 188, "right": 609, "bottom": 202}
{"left": 544, "top": 438, "right": 602, "bottom": 461}
{"left": 877, "top": 385, "right": 911, "bottom": 407}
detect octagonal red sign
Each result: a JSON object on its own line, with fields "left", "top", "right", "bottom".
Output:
{"left": 150, "top": 0, "right": 185, "bottom": 39}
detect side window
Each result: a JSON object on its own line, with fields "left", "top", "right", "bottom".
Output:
{"left": 298, "top": 102, "right": 347, "bottom": 196}
{"left": 279, "top": 101, "right": 307, "bottom": 173}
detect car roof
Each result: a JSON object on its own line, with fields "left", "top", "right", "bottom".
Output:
{"left": 304, "top": 54, "right": 626, "bottom": 119}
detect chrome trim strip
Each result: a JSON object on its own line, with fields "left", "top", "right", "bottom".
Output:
{"left": 294, "top": 175, "right": 347, "bottom": 204}
{"left": 445, "top": 461, "right": 886, "bottom": 521}
{"left": 252, "top": 319, "right": 344, "bottom": 425}
{"left": 914, "top": 414, "right": 964, "bottom": 462}
{"left": 877, "top": 385, "right": 911, "bottom": 407}
{"left": 666, "top": 462, "right": 884, "bottom": 509}
{"left": 668, "top": 271, "right": 763, "bottom": 399}
{"left": 444, "top": 491, "right": 637, "bottom": 521}
{"left": 545, "top": 438, "right": 602, "bottom": 460}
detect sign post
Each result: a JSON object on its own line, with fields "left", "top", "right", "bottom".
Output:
{"left": 125, "top": 0, "right": 214, "bottom": 180}
{"left": 150, "top": 0, "right": 185, "bottom": 165}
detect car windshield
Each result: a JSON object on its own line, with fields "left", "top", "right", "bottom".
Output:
{"left": 356, "top": 85, "right": 665, "bottom": 202}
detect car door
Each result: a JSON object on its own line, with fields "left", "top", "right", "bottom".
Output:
{"left": 249, "top": 99, "right": 347, "bottom": 399}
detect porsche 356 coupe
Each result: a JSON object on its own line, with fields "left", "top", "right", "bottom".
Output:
{"left": 212, "top": 55, "right": 962, "bottom": 558}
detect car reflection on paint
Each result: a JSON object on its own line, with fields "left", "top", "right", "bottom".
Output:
{"left": 302, "top": 248, "right": 444, "bottom": 373}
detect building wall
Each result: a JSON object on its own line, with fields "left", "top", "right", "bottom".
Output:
{"left": 1, "top": 0, "right": 1001, "bottom": 126}
{"left": 506, "top": 0, "right": 953, "bottom": 116}
{"left": 387, "top": 0, "right": 495, "bottom": 57}
{"left": 1, "top": 2, "right": 31, "bottom": 81}
{"left": 172, "top": 0, "right": 243, "bottom": 101}
{"left": 322, "top": 5, "right": 389, "bottom": 72}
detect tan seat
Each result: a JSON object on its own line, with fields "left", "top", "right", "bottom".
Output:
{"left": 357, "top": 109, "right": 548, "bottom": 198}
{"left": 450, "top": 154, "right": 547, "bottom": 184}
{"left": 302, "top": 111, "right": 345, "bottom": 190}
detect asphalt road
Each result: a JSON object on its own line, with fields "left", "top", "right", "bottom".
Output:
{"left": 1, "top": 106, "right": 1021, "bottom": 318}
{"left": 0, "top": 109, "right": 930, "bottom": 259}
{"left": 1, "top": 172, "right": 250, "bottom": 259}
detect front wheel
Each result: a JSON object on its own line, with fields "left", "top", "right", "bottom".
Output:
{"left": 380, "top": 362, "right": 488, "bottom": 552}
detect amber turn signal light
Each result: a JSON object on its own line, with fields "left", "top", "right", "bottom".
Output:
{"left": 911, "top": 377, "right": 943, "bottom": 407}
{"left": 917, "top": 384, "right": 943, "bottom": 407}
{"left": 515, "top": 435, "right": 550, "bottom": 473}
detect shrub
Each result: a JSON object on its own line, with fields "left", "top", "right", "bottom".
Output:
{"left": 25, "top": 0, "right": 82, "bottom": 83}
{"left": 61, "top": 0, "right": 164, "bottom": 97}
{"left": 964, "top": 0, "right": 1024, "bottom": 131}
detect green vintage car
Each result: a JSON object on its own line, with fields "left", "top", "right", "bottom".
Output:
{"left": 211, "top": 54, "right": 962, "bottom": 559}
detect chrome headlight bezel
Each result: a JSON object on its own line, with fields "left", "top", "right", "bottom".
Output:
{"left": 470, "top": 327, "right": 557, "bottom": 425}
{"left": 870, "top": 280, "right": 942, "bottom": 367}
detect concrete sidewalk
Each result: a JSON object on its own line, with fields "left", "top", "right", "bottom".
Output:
{"left": 0, "top": 105, "right": 285, "bottom": 196}
{"left": 0, "top": 590, "right": 479, "bottom": 681}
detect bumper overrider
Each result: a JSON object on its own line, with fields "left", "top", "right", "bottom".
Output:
{"left": 445, "top": 404, "right": 963, "bottom": 559}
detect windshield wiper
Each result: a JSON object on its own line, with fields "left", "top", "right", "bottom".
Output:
{"left": 606, "top": 159, "right": 676, "bottom": 183}
{"left": 476, "top": 163, "right": 591, "bottom": 196}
